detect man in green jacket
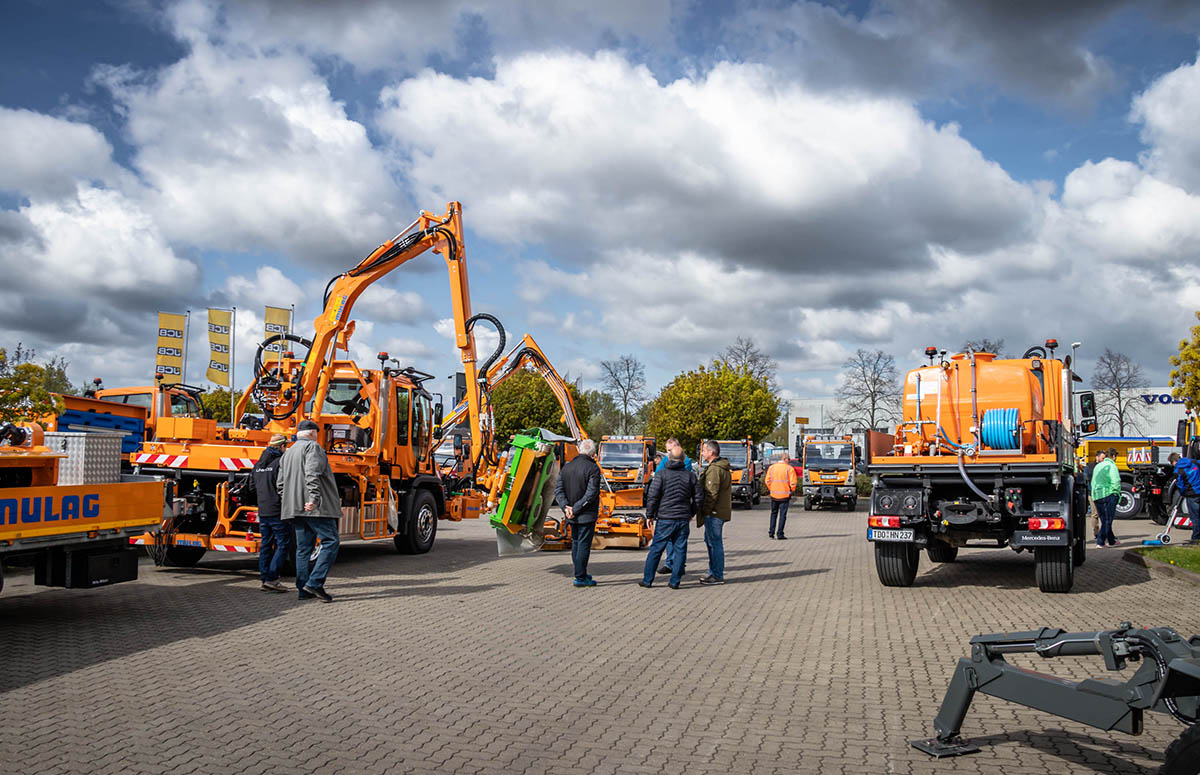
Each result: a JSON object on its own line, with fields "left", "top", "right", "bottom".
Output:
{"left": 698, "top": 440, "right": 732, "bottom": 585}
{"left": 278, "top": 419, "right": 342, "bottom": 602}
{"left": 1090, "top": 447, "right": 1121, "bottom": 548}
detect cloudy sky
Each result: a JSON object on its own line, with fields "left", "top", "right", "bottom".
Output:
{"left": 3, "top": 0, "right": 1200, "bottom": 404}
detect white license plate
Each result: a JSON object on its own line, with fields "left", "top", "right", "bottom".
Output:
{"left": 869, "top": 528, "right": 914, "bottom": 542}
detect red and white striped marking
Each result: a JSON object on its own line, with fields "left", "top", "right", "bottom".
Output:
{"left": 133, "top": 453, "right": 190, "bottom": 467}
{"left": 129, "top": 537, "right": 149, "bottom": 545}
{"left": 211, "top": 543, "right": 255, "bottom": 553}
{"left": 218, "top": 457, "right": 256, "bottom": 471}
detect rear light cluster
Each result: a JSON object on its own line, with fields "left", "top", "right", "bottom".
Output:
{"left": 1028, "top": 517, "right": 1065, "bottom": 531}
{"left": 869, "top": 516, "right": 900, "bottom": 528}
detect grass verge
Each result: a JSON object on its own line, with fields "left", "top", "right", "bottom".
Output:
{"left": 1133, "top": 544, "right": 1200, "bottom": 574}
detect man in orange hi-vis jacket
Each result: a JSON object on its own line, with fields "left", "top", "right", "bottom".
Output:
{"left": 765, "top": 450, "right": 798, "bottom": 540}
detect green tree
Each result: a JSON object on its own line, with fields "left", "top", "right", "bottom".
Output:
{"left": 203, "top": 386, "right": 260, "bottom": 422}
{"left": 646, "top": 362, "right": 779, "bottom": 454}
{"left": 582, "top": 389, "right": 621, "bottom": 439}
{"left": 1170, "top": 311, "right": 1200, "bottom": 409}
{"left": 490, "top": 369, "right": 592, "bottom": 442}
{"left": 0, "top": 346, "right": 65, "bottom": 423}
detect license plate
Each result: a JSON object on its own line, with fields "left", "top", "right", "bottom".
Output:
{"left": 869, "top": 528, "right": 914, "bottom": 542}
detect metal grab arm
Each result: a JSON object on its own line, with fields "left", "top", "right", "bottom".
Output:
{"left": 913, "top": 623, "right": 1200, "bottom": 758}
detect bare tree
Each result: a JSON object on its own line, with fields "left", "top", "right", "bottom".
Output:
{"left": 835, "top": 349, "right": 901, "bottom": 431}
{"left": 961, "top": 338, "right": 1006, "bottom": 357}
{"left": 720, "top": 336, "right": 778, "bottom": 390}
{"left": 1092, "top": 348, "right": 1152, "bottom": 436}
{"left": 601, "top": 354, "right": 647, "bottom": 434}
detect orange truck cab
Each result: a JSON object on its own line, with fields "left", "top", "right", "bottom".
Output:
{"left": 702, "top": 438, "right": 760, "bottom": 508}
{"left": 801, "top": 434, "right": 859, "bottom": 511}
{"left": 597, "top": 435, "right": 656, "bottom": 503}
{"left": 94, "top": 381, "right": 206, "bottom": 441}
{"left": 866, "top": 341, "right": 1098, "bottom": 593}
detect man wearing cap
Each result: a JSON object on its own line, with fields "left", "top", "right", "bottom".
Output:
{"left": 278, "top": 420, "right": 342, "bottom": 602}
{"left": 250, "top": 433, "right": 291, "bottom": 592}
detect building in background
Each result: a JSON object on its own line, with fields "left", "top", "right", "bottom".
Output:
{"left": 786, "top": 398, "right": 894, "bottom": 459}
{"left": 1092, "top": 387, "right": 1188, "bottom": 438}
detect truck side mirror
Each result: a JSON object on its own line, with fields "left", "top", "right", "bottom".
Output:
{"left": 453, "top": 434, "right": 463, "bottom": 453}
{"left": 433, "top": 402, "right": 444, "bottom": 428}
{"left": 1178, "top": 419, "right": 1189, "bottom": 448}
{"left": 1078, "top": 391, "right": 1097, "bottom": 421}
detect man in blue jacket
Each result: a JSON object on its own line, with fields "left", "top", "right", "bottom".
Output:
{"left": 640, "top": 447, "right": 703, "bottom": 589}
{"left": 1169, "top": 452, "right": 1200, "bottom": 543}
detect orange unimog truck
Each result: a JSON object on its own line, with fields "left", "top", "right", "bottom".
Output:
{"left": 129, "top": 202, "right": 523, "bottom": 567}
{"left": 800, "top": 434, "right": 858, "bottom": 511}
{"left": 703, "top": 438, "right": 760, "bottom": 509}
{"left": 866, "top": 341, "right": 1098, "bottom": 593}
{"left": 597, "top": 435, "right": 656, "bottom": 504}
{"left": 93, "top": 380, "right": 207, "bottom": 440}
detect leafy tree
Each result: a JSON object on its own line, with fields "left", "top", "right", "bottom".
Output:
{"left": 489, "top": 369, "right": 591, "bottom": 442}
{"left": 961, "top": 338, "right": 1006, "bottom": 357}
{"left": 834, "top": 349, "right": 900, "bottom": 430}
{"left": 600, "top": 354, "right": 647, "bottom": 434}
{"left": 1092, "top": 348, "right": 1151, "bottom": 436}
{"left": 1171, "top": 311, "right": 1200, "bottom": 410}
{"left": 646, "top": 362, "right": 778, "bottom": 454}
{"left": 582, "top": 389, "right": 621, "bottom": 439}
{"left": 0, "top": 346, "right": 65, "bottom": 423}
{"left": 203, "top": 386, "right": 260, "bottom": 422}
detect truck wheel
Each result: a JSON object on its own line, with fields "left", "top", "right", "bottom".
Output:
{"left": 752, "top": 492, "right": 761, "bottom": 506}
{"left": 875, "top": 542, "right": 919, "bottom": 587}
{"left": 163, "top": 546, "right": 206, "bottom": 567}
{"left": 395, "top": 490, "right": 438, "bottom": 555}
{"left": 1034, "top": 545, "right": 1074, "bottom": 593}
{"left": 1160, "top": 722, "right": 1200, "bottom": 775}
{"left": 0, "top": 565, "right": 4, "bottom": 596}
{"left": 804, "top": 498, "right": 812, "bottom": 512}
{"left": 926, "top": 541, "right": 958, "bottom": 563}
{"left": 848, "top": 497, "right": 858, "bottom": 512}
{"left": 1115, "top": 482, "right": 1143, "bottom": 519}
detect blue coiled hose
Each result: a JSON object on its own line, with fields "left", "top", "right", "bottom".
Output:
{"left": 981, "top": 408, "right": 1022, "bottom": 450}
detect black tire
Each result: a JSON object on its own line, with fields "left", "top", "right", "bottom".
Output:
{"left": 804, "top": 498, "right": 812, "bottom": 512}
{"left": 926, "top": 540, "right": 958, "bottom": 563}
{"left": 1073, "top": 528, "right": 1086, "bottom": 567}
{"left": 163, "top": 546, "right": 206, "bottom": 567}
{"left": 848, "top": 497, "right": 858, "bottom": 511}
{"left": 875, "top": 542, "right": 919, "bottom": 587}
{"left": 0, "top": 565, "right": 4, "bottom": 596}
{"left": 394, "top": 490, "right": 438, "bottom": 554}
{"left": 1157, "top": 486, "right": 1181, "bottom": 527}
{"left": 1160, "top": 722, "right": 1200, "bottom": 775}
{"left": 1116, "top": 481, "right": 1144, "bottom": 519}
{"left": 752, "top": 492, "right": 761, "bottom": 506}
{"left": 1035, "top": 545, "right": 1074, "bottom": 593}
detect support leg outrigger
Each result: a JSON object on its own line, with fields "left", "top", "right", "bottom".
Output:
{"left": 912, "top": 622, "right": 1200, "bottom": 758}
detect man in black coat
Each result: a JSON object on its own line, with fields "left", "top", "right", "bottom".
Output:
{"left": 555, "top": 438, "right": 602, "bottom": 587}
{"left": 640, "top": 448, "right": 703, "bottom": 589}
{"left": 250, "top": 433, "right": 292, "bottom": 592}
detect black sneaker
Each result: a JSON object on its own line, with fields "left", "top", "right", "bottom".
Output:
{"left": 768, "top": 534, "right": 775, "bottom": 539}
{"left": 298, "top": 590, "right": 314, "bottom": 601}
{"left": 657, "top": 565, "right": 672, "bottom": 575}
{"left": 699, "top": 574, "right": 725, "bottom": 585}
{"left": 777, "top": 535, "right": 788, "bottom": 541}
{"left": 638, "top": 581, "right": 653, "bottom": 588}
{"left": 668, "top": 582, "right": 680, "bottom": 589}
{"left": 303, "top": 585, "right": 333, "bottom": 603}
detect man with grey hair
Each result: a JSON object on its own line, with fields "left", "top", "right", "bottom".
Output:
{"left": 555, "top": 438, "right": 602, "bottom": 586}
{"left": 698, "top": 439, "right": 732, "bottom": 584}
{"left": 764, "top": 449, "right": 798, "bottom": 540}
{"left": 278, "top": 419, "right": 342, "bottom": 602}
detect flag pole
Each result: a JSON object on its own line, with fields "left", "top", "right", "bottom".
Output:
{"left": 182, "top": 309, "right": 191, "bottom": 385}
{"left": 230, "top": 306, "right": 237, "bottom": 424}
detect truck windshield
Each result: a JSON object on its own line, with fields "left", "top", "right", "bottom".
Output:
{"left": 600, "top": 443, "right": 643, "bottom": 466}
{"left": 805, "top": 444, "right": 853, "bottom": 470}
{"left": 169, "top": 393, "right": 200, "bottom": 417}
{"left": 719, "top": 445, "right": 747, "bottom": 469}
{"left": 311, "top": 379, "right": 370, "bottom": 415}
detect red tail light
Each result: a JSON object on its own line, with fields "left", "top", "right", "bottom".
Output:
{"left": 869, "top": 516, "right": 900, "bottom": 528}
{"left": 246, "top": 510, "right": 259, "bottom": 524}
{"left": 1029, "top": 517, "right": 1064, "bottom": 531}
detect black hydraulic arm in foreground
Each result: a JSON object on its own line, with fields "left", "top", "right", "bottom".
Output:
{"left": 912, "top": 623, "right": 1200, "bottom": 757}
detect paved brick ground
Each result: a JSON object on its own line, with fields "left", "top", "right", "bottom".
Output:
{"left": 1, "top": 504, "right": 1196, "bottom": 774}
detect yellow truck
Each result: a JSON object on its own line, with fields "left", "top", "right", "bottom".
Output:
{"left": 801, "top": 434, "right": 859, "bottom": 511}
{"left": 0, "top": 422, "right": 170, "bottom": 594}
{"left": 1075, "top": 435, "right": 1175, "bottom": 519}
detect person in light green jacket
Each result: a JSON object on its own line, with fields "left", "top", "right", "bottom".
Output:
{"left": 1089, "top": 448, "right": 1121, "bottom": 548}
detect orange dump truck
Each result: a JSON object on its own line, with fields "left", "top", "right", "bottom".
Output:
{"left": 866, "top": 341, "right": 1098, "bottom": 593}
{"left": 0, "top": 423, "right": 169, "bottom": 594}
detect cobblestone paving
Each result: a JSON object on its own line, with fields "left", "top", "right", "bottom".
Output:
{"left": 1, "top": 504, "right": 1195, "bottom": 774}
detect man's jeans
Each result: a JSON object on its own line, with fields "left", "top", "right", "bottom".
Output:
{"left": 294, "top": 516, "right": 340, "bottom": 591}
{"left": 570, "top": 520, "right": 595, "bottom": 580}
{"left": 769, "top": 498, "right": 790, "bottom": 537}
{"left": 704, "top": 515, "right": 725, "bottom": 580}
{"left": 1095, "top": 494, "right": 1118, "bottom": 546}
{"left": 257, "top": 515, "right": 294, "bottom": 582}
{"left": 643, "top": 519, "right": 689, "bottom": 586}
{"left": 1186, "top": 496, "right": 1200, "bottom": 542}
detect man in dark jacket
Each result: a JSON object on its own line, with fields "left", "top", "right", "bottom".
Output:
{"left": 555, "top": 438, "right": 602, "bottom": 586}
{"left": 250, "top": 433, "right": 291, "bottom": 592}
{"left": 640, "top": 448, "right": 703, "bottom": 589}
{"left": 698, "top": 440, "right": 733, "bottom": 585}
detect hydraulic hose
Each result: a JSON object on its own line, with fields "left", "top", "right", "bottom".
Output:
{"left": 1125, "top": 630, "right": 1200, "bottom": 725}
{"left": 980, "top": 408, "right": 1022, "bottom": 451}
{"left": 465, "top": 313, "right": 506, "bottom": 377}
{"left": 957, "top": 450, "right": 992, "bottom": 503}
